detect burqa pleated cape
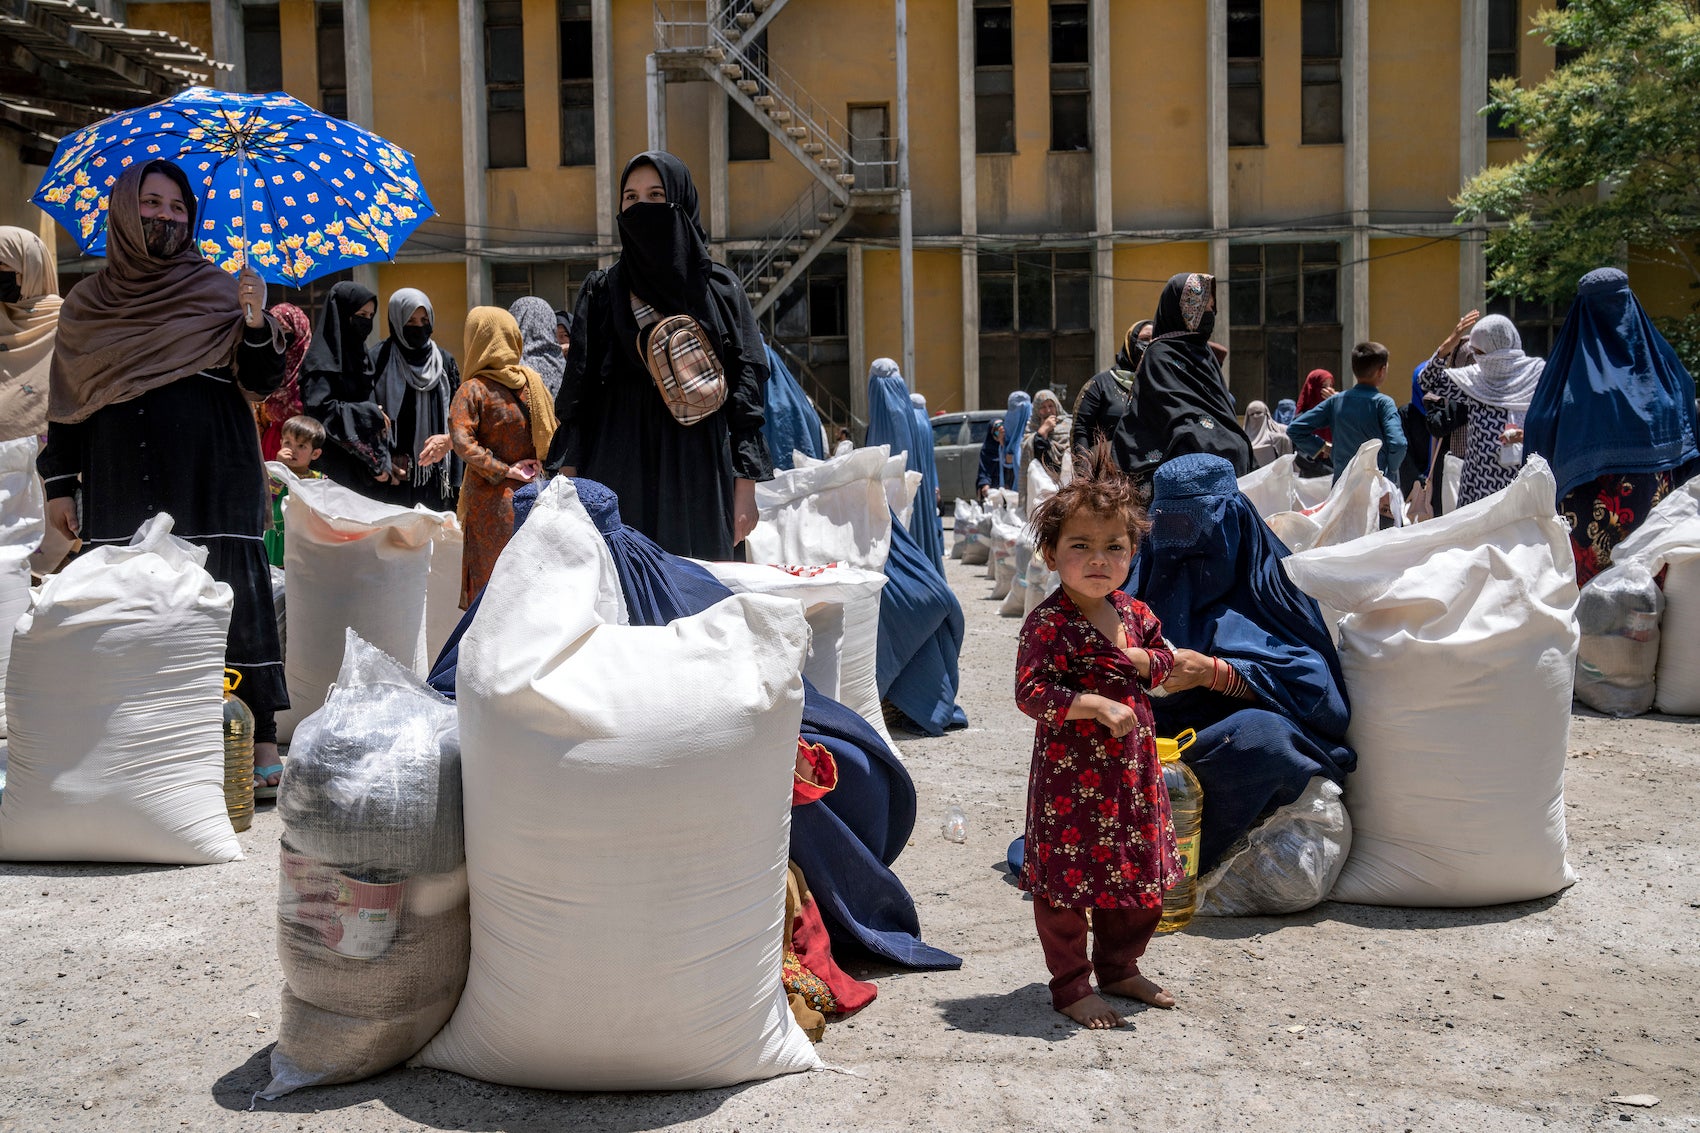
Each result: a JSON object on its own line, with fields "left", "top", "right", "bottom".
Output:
{"left": 1112, "top": 272, "right": 1253, "bottom": 481}
{"left": 544, "top": 151, "right": 772, "bottom": 560}
{"left": 426, "top": 479, "right": 960, "bottom": 971}
{"left": 1127, "top": 453, "right": 1356, "bottom": 871}
{"left": 761, "top": 342, "right": 826, "bottom": 471}
{"left": 863, "top": 358, "right": 945, "bottom": 570}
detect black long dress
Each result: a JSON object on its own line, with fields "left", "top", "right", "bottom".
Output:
{"left": 39, "top": 325, "right": 288, "bottom": 721}
{"left": 367, "top": 338, "right": 462, "bottom": 512}
{"left": 545, "top": 268, "right": 770, "bottom": 560}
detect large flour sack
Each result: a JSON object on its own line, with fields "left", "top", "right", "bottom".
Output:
{"left": 1599, "top": 476, "right": 1700, "bottom": 714}
{"left": 1283, "top": 459, "right": 1579, "bottom": 907}
{"left": 274, "top": 466, "right": 452, "bottom": 741}
{"left": 702, "top": 559, "right": 897, "bottom": 752}
{"left": 749, "top": 446, "right": 896, "bottom": 571}
{"left": 423, "top": 522, "right": 465, "bottom": 664}
{"left": 1238, "top": 453, "right": 1298, "bottom": 518}
{"left": 0, "top": 437, "right": 40, "bottom": 738}
{"left": 417, "top": 479, "right": 820, "bottom": 1090}
{"left": 0, "top": 514, "right": 239, "bottom": 864}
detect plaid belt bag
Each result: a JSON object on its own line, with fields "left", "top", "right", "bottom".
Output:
{"left": 632, "top": 296, "right": 729, "bottom": 426}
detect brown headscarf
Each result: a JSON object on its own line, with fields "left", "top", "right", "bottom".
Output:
{"left": 0, "top": 225, "right": 60, "bottom": 440}
{"left": 48, "top": 160, "right": 251, "bottom": 425}
{"left": 462, "top": 306, "right": 558, "bottom": 463}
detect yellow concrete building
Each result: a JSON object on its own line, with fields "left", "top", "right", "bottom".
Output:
{"left": 5, "top": 0, "right": 1661, "bottom": 427}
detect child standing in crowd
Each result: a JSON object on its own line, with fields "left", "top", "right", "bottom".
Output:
{"left": 1015, "top": 444, "right": 1180, "bottom": 1030}
{"left": 1288, "top": 342, "right": 1407, "bottom": 484}
{"left": 265, "top": 415, "right": 325, "bottom": 568}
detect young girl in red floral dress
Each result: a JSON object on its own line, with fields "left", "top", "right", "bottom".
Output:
{"left": 1016, "top": 444, "right": 1181, "bottom": 1029}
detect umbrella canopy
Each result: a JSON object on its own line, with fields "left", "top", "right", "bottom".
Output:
{"left": 32, "top": 86, "right": 434, "bottom": 286}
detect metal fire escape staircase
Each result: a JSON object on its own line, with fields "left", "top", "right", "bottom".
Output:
{"left": 653, "top": 1, "right": 897, "bottom": 317}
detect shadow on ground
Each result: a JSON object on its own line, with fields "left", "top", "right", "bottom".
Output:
{"left": 1181, "top": 891, "right": 1568, "bottom": 940}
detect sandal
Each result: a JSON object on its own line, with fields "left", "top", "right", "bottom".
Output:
{"left": 253, "top": 761, "right": 285, "bottom": 801}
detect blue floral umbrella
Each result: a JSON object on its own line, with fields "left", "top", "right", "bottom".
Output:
{"left": 31, "top": 86, "right": 434, "bottom": 285}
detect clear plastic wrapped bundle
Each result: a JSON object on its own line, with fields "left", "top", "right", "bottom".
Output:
{"left": 261, "top": 630, "right": 467, "bottom": 1100}
{"left": 1196, "top": 778, "right": 1352, "bottom": 917}
{"left": 1574, "top": 562, "right": 1663, "bottom": 718}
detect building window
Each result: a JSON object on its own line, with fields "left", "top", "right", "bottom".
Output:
{"left": 1300, "top": 0, "right": 1342, "bottom": 145}
{"left": 492, "top": 258, "right": 598, "bottom": 313}
{"left": 1227, "top": 0, "right": 1262, "bottom": 147}
{"left": 763, "top": 252, "right": 852, "bottom": 427}
{"left": 978, "top": 249, "right": 1094, "bottom": 405}
{"left": 1049, "top": 2, "right": 1089, "bottom": 152}
{"left": 486, "top": 0, "right": 527, "bottom": 169}
{"left": 974, "top": 1, "right": 1014, "bottom": 154}
{"left": 728, "top": 28, "right": 771, "bottom": 162}
{"left": 1486, "top": 294, "right": 1563, "bottom": 360}
{"left": 244, "top": 6, "right": 283, "bottom": 94}
{"left": 559, "top": 1, "right": 594, "bottom": 166}
{"left": 1227, "top": 242, "right": 1342, "bottom": 410}
{"left": 1487, "top": 0, "right": 1519, "bottom": 139}
{"left": 316, "top": 2, "right": 346, "bottom": 119}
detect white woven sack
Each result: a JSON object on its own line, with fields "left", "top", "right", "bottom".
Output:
{"left": 1441, "top": 453, "right": 1462, "bottom": 514}
{"left": 749, "top": 445, "right": 894, "bottom": 572}
{"left": 950, "top": 498, "right": 980, "bottom": 561}
{"left": 272, "top": 465, "right": 450, "bottom": 742}
{"left": 1024, "top": 539, "right": 1057, "bottom": 617}
{"left": 702, "top": 559, "right": 898, "bottom": 754}
{"left": 0, "top": 437, "right": 42, "bottom": 737}
{"left": 1295, "top": 474, "right": 1332, "bottom": 510}
{"left": 1237, "top": 453, "right": 1298, "bottom": 519}
{"left": 423, "top": 521, "right": 464, "bottom": 663}
{"left": 884, "top": 452, "right": 923, "bottom": 531}
{"left": 417, "top": 479, "right": 820, "bottom": 1090}
{"left": 0, "top": 514, "right": 239, "bottom": 864}
{"left": 1025, "top": 459, "right": 1059, "bottom": 520}
{"left": 1601, "top": 476, "right": 1700, "bottom": 714}
{"left": 1001, "top": 527, "right": 1032, "bottom": 617}
{"left": 989, "top": 508, "right": 1022, "bottom": 601}
{"left": 1283, "top": 459, "right": 1579, "bottom": 907}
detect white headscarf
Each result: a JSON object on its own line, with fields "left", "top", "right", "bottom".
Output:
{"left": 1445, "top": 314, "right": 1545, "bottom": 413}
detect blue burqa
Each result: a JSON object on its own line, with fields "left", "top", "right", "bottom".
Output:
{"left": 1525, "top": 267, "right": 1700, "bottom": 501}
{"left": 864, "top": 357, "right": 944, "bottom": 570}
{"left": 876, "top": 506, "right": 968, "bottom": 735}
{"left": 1000, "top": 390, "right": 1031, "bottom": 491}
{"left": 427, "top": 479, "right": 960, "bottom": 970}
{"left": 761, "top": 342, "right": 826, "bottom": 471}
{"left": 1127, "top": 454, "right": 1357, "bottom": 871}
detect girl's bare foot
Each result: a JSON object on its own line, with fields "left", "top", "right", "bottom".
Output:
{"left": 1058, "top": 993, "right": 1126, "bottom": 1029}
{"left": 1100, "top": 973, "right": 1176, "bottom": 1009}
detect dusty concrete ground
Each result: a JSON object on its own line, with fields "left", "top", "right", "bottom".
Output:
{"left": 1, "top": 546, "right": 1697, "bottom": 1132}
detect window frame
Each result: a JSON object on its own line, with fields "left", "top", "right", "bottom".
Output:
{"left": 243, "top": 6, "right": 283, "bottom": 95}
{"left": 1226, "top": 241, "right": 1344, "bottom": 410}
{"left": 977, "top": 248, "right": 1095, "bottom": 405}
{"left": 974, "top": 0, "right": 1016, "bottom": 155}
{"left": 1226, "top": 0, "right": 1264, "bottom": 148}
{"left": 316, "top": 1, "right": 347, "bottom": 120}
{"left": 485, "top": 0, "right": 528, "bottom": 170}
{"left": 1486, "top": 0, "right": 1520, "bottom": 140}
{"left": 1048, "top": 1, "right": 1091, "bottom": 153}
{"left": 1299, "top": 0, "right": 1343, "bottom": 146}
{"left": 558, "top": 1, "right": 595, "bottom": 167}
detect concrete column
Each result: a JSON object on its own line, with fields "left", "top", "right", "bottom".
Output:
{"left": 956, "top": 0, "right": 979, "bottom": 410}
{"left": 209, "top": 0, "right": 244, "bottom": 93}
{"left": 1458, "top": 0, "right": 1488, "bottom": 313}
{"left": 708, "top": 88, "right": 729, "bottom": 263}
{"left": 646, "top": 55, "right": 667, "bottom": 152}
{"left": 1343, "top": 0, "right": 1369, "bottom": 366}
{"left": 1090, "top": 0, "right": 1115, "bottom": 366}
{"left": 592, "top": 0, "right": 615, "bottom": 266}
{"left": 1206, "top": 0, "right": 1230, "bottom": 371}
{"left": 344, "top": 0, "right": 377, "bottom": 298}
{"left": 459, "top": 0, "right": 491, "bottom": 309}
{"left": 848, "top": 243, "right": 868, "bottom": 432}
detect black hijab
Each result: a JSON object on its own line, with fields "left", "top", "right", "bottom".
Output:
{"left": 608, "top": 151, "right": 767, "bottom": 382}
{"left": 303, "top": 280, "right": 378, "bottom": 394}
{"left": 1112, "top": 272, "right": 1252, "bottom": 480}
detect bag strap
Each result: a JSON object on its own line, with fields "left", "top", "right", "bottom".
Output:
{"left": 630, "top": 293, "right": 660, "bottom": 332}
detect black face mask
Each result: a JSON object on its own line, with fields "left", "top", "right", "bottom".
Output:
{"left": 0, "top": 271, "right": 19, "bottom": 305}
{"left": 140, "top": 216, "right": 190, "bottom": 259}
{"left": 349, "top": 314, "right": 375, "bottom": 342}
{"left": 401, "top": 323, "right": 433, "bottom": 350}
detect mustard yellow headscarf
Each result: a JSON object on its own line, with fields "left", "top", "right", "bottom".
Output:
{"left": 0, "top": 225, "right": 60, "bottom": 441}
{"left": 462, "top": 305, "right": 558, "bottom": 464}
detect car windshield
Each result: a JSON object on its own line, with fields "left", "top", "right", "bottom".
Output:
{"left": 931, "top": 420, "right": 963, "bottom": 446}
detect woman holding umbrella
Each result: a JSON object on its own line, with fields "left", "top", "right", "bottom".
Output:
{"left": 39, "top": 158, "right": 289, "bottom": 786}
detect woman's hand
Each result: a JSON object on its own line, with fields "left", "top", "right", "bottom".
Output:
{"left": 46, "top": 497, "right": 78, "bottom": 542}
{"left": 1159, "top": 648, "right": 1217, "bottom": 693}
{"left": 1440, "top": 309, "right": 1480, "bottom": 355}
{"left": 1501, "top": 426, "right": 1524, "bottom": 446}
{"left": 238, "top": 268, "right": 266, "bottom": 327}
{"left": 1093, "top": 698, "right": 1137, "bottom": 739}
{"left": 733, "top": 477, "right": 758, "bottom": 545}
{"left": 506, "top": 458, "right": 541, "bottom": 483}
{"left": 418, "top": 434, "right": 452, "bottom": 467}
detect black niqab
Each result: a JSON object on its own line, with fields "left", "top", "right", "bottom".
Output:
{"left": 303, "top": 281, "right": 377, "bottom": 391}
{"left": 1112, "top": 273, "right": 1252, "bottom": 480}
{"left": 608, "top": 152, "right": 766, "bottom": 382}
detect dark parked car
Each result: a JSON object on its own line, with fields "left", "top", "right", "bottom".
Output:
{"left": 928, "top": 410, "right": 1006, "bottom": 508}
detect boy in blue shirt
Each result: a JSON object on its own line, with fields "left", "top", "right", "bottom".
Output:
{"left": 1289, "top": 341, "right": 1407, "bottom": 484}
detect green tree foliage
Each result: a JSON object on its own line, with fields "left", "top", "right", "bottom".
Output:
{"left": 1456, "top": 0, "right": 1700, "bottom": 365}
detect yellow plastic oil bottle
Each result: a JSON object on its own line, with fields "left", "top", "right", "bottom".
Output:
{"left": 1156, "top": 728, "right": 1202, "bottom": 934}
{"left": 222, "top": 669, "right": 254, "bottom": 833}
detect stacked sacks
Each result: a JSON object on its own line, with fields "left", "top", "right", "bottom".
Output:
{"left": 416, "top": 479, "right": 820, "bottom": 1089}
{"left": 951, "top": 498, "right": 984, "bottom": 562}
{"left": 0, "top": 437, "right": 41, "bottom": 737}
{"left": 1285, "top": 459, "right": 1579, "bottom": 906}
{"left": 748, "top": 446, "right": 896, "bottom": 572}
{"left": 262, "top": 631, "right": 466, "bottom": 1099}
{"left": 272, "top": 467, "right": 456, "bottom": 741}
{"left": 1266, "top": 441, "right": 1401, "bottom": 554}
{"left": 0, "top": 514, "right": 239, "bottom": 864}
{"left": 1592, "top": 476, "right": 1700, "bottom": 715}
{"left": 989, "top": 506, "right": 1022, "bottom": 601}
{"left": 1000, "top": 528, "right": 1032, "bottom": 618}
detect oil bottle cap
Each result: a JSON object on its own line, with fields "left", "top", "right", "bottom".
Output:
{"left": 223, "top": 667, "right": 242, "bottom": 696}
{"left": 1155, "top": 728, "right": 1197, "bottom": 763}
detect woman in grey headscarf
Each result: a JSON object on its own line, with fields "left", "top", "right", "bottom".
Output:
{"left": 369, "top": 287, "right": 461, "bottom": 511}
{"left": 1418, "top": 310, "right": 1544, "bottom": 507}
{"left": 510, "top": 295, "right": 567, "bottom": 399}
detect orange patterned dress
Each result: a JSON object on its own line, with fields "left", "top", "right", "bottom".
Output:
{"left": 449, "top": 376, "right": 537, "bottom": 607}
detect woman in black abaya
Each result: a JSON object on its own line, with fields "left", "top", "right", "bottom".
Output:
{"left": 1112, "top": 272, "right": 1252, "bottom": 483}
{"left": 544, "top": 152, "right": 772, "bottom": 560}
{"left": 300, "top": 281, "right": 392, "bottom": 492}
